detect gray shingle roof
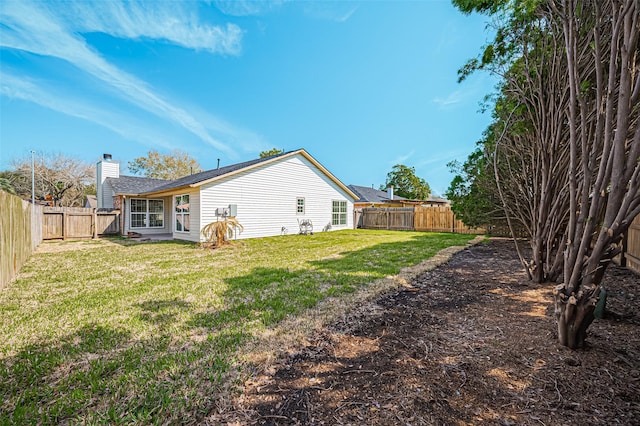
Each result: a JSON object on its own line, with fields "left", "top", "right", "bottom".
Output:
{"left": 107, "top": 175, "right": 170, "bottom": 195}
{"left": 348, "top": 185, "right": 410, "bottom": 203}
{"left": 143, "top": 153, "right": 286, "bottom": 194}
{"left": 106, "top": 150, "right": 296, "bottom": 196}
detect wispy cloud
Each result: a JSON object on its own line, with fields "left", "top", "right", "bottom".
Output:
{"left": 0, "top": 72, "right": 178, "bottom": 150}
{"left": 0, "top": 0, "right": 247, "bottom": 155}
{"left": 213, "top": 0, "right": 288, "bottom": 17}
{"left": 433, "top": 89, "right": 466, "bottom": 109}
{"left": 64, "top": 0, "right": 243, "bottom": 54}
{"left": 415, "top": 149, "right": 468, "bottom": 168}
{"left": 303, "top": 3, "right": 360, "bottom": 23}
{"left": 390, "top": 150, "right": 415, "bottom": 166}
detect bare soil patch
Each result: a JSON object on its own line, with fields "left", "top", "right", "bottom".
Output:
{"left": 231, "top": 239, "right": 640, "bottom": 425}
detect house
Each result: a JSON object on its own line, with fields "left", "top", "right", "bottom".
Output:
{"left": 348, "top": 184, "right": 450, "bottom": 208}
{"left": 96, "top": 149, "right": 357, "bottom": 242}
{"left": 84, "top": 194, "right": 97, "bottom": 209}
{"left": 349, "top": 185, "right": 413, "bottom": 208}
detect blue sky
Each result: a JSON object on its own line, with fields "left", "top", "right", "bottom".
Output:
{"left": 0, "top": 0, "right": 495, "bottom": 196}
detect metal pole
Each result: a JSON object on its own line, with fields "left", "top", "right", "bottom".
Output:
{"left": 31, "top": 150, "right": 35, "bottom": 205}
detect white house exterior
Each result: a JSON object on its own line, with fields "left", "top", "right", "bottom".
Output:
{"left": 96, "top": 149, "right": 357, "bottom": 242}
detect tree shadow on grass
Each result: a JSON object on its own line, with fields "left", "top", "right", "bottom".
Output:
{"left": 189, "top": 233, "right": 474, "bottom": 341}
{"left": 2, "top": 233, "right": 475, "bottom": 424}
{"left": 137, "top": 298, "right": 193, "bottom": 325}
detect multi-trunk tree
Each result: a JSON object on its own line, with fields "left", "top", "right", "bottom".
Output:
{"left": 9, "top": 153, "right": 94, "bottom": 207}
{"left": 453, "top": 0, "right": 639, "bottom": 348}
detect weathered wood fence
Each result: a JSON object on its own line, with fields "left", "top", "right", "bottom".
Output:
{"left": 42, "top": 207, "right": 120, "bottom": 240}
{"left": 1, "top": 191, "right": 43, "bottom": 289}
{"left": 619, "top": 214, "right": 640, "bottom": 275}
{"left": 359, "top": 206, "right": 485, "bottom": 234}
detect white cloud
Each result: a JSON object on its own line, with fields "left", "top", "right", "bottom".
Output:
{"left": 213, "top": 0, "right": 287, "bottom": 17}
{"left": 303, "top": 2, "right": 359, "bottom": 23}
{"left": 415, "top": 150, "right": 468, "bottom": 168}
{"left": 61, "top": 1, "right": 243, "bottom": 54}
{"left": 433, "top": 89, "right": 465, "bottom": 108}
{"left": 390, "top": 150, "right": 415, "bottom": 166}
{"left": 0, "top": 0, "right": 245, "bottom": 155}
{"left": 0, "top": 72, "right": 178, "bottom": 150}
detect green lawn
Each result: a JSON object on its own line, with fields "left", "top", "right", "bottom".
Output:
{"left": 0, "top": 230, "right": 474, "bottom": 424}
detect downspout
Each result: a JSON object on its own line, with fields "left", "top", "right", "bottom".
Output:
{"left": 121, "top": 195, "right": 126, "bottom": 236}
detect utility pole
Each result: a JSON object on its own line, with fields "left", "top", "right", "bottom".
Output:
{"left": 31, "top": 150, "right": 35, "bottom": 205}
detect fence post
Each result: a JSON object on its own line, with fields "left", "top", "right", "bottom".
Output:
{"left": 93, "top": 208, "right": 98, "bottom": 239}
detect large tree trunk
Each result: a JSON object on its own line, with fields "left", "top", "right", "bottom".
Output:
{"left": 554, "top": 284, "right": 602, "bottom": 349}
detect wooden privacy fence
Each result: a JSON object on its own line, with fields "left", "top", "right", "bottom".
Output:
{"left": 360, "top": 207, "right": 414, "bottom": 231}
{"left": 619, "top": 214, "right": 640, "bottom": 275}
{"left": 42, "top": 207, "right": 120, "bottom": 240}
{"left": 360, "top": 206, "right": 485, "bottom": 234}
{"left": 1, "top": 191, "right": 43, "bottom": 289}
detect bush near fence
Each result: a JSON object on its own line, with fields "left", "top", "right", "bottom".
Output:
{"left": 0, "top": 191, "right": 43, "bottom": 289}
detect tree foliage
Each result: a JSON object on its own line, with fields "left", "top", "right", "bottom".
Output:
{"left": 446, "top": 145, "right": 501, "bottom": 229}
{"left": 453, "top": 0, "right": 640, "bottom": 348}
{"left": 259, "top": 148, "right": 284, "bottom": 158}
{"left": 9, "top": 153, "right": 94, "bottom": 206}
{"left": 0, "top": 176, "right": 17, "bottom": 195}
{"left": 381, "top": 164, "right": 431, "bottom": 200}
{"left": 128, "top": 149, "right": 200, "bottom": 180}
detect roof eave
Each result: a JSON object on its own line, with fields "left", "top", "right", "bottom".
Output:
{"left": 135, "top": 149, "right": 357, "bottom": 200}
{"left": 140, "top": 149, "right": 358, "bottom": 200}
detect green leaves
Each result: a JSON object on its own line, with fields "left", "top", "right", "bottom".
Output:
{"left": 258, "top": 148, "right": 284, "bottom": 158}
{"left": 381, "top": 164, "right": 431, "bottom": 200}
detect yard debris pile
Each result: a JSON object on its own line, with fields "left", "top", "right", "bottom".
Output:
{"left": 221, "top": 239, "right": 639, "bottom": 425}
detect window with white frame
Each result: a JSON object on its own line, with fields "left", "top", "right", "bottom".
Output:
{"left": 296, "top": 197, "right": 305, "bottom": 214}
{"left": 175, "top": 194, "right": 190, "bottom": 232}
{"left": 130, "top": 199, "right": 164, "bottom": 228}
{"left": 332, "top": 200, "right": 347, "bottom": 226}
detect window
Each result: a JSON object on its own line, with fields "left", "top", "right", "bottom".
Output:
{"left": 296, "top": 197, "right": 305, "bottom": 214}
{"left": 175, "top": 194, "right": 190, "bottom": 232}
{"left": 332, "top": 200, "right": 347, "bottom": 226}
{"left": 130, "top": 199, "right": 164, "bottom": 228}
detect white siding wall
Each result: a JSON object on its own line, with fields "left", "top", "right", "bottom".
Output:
{"left": 199, "top": 154, "right": 354, "bottom": 241}
{"left": 123, "top": 196, "right": 171, "bottom": 235}
{"left": 171, "top": 190, "right": 200, "bottom": 242}
{"left": 96, "top": 160, "right": 120, "bottom": 209}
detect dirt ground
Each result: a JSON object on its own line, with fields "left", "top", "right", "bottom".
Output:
{"left": 231, "top": 239, "right": 640, "bottom": 425}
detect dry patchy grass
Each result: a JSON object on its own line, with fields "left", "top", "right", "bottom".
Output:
{"left": 0, "top": 230, "right": 476, "bottom": 424}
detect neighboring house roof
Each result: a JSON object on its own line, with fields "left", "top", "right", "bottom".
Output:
{"left": 107, "top": 149, "right": 358, "bottom": 200}
{"left": 85, "top": 194, "right": 97, "bottom": 208}
{"left": 107, "top": 175, "right": 169, "bottom": 195}
{"left": 424, "top": 196, "right": 450, "bottom": 204}
{"left": 348, "top": 184, "right": 410, "bottom": 203}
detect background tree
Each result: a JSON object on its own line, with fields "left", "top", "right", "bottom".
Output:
{"left": 0, "top": 171, "right": 19, "bottom": 195}
{"left": 128, "top": 149, "right": 200, "bottom": 180}
{"left": 9, "top": 153, "right": 94, "bottom": 206}
{"left": 454, "top": 0, "right": 640, "bottom": 348}
{"left": 381, "top": 164, "right": 431, "bottom": 199}
{"left": 446, "top": 145, "right": 502, "bottom": 229}
{"left": 259, "top": 148, "right": 284, "bottom": 158}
